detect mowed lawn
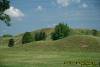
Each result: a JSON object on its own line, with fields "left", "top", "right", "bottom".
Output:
{"left": 0, "top": 47, "right": 100, "bottom": 67}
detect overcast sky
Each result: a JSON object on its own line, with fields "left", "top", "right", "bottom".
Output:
{"left": 0, "top": 0, "right": 100, "bottom": 36}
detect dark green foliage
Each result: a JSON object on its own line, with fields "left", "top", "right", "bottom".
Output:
{"left": 3, "top": 34, "right": 12, "bottom": 37}
{"left": 0, "top": 0, "right": 10, "bottom": 26}
{"left": 99, "top": 62, "right": 100, "bottom": 67}
{"left": 51, "top": 23, "right": 70, "bottom": 40}
{"left": 51, "top": 32, "right": 62, "bottom": 40}
{"left": 35, "top": 31, "right": 47, "bottom": 41}
{"left": 8, "top": 38, "right": 14, "bottom": 47}
{"left": 22, "top": 32, "right": 34, "bottom": 44}
{"left": 91, "top": 29, "right": 98, "bottom": 36}
{"left": 0, "top": 0, "right": 10, "bottom": 12}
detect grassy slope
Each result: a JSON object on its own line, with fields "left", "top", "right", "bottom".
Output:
{"left": 0, "top": 28, "right": 100, "bottom": 67}
{"left": 12, "top": 35, "right": 99, "bottom": 52}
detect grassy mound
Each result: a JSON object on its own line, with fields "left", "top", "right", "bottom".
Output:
{"left": 9, "top": 35, "right": 99, "bottom": 52}
{"left": 55, "top": 35, "right": 100, "bottom": 52}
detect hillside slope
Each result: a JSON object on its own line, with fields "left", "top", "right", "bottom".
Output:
{"left": 7, "top": 35, "right": 99, "bottom": 52}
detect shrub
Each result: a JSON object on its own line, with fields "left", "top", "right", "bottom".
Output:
{"left": 35, "top": 31, "right": 47, "bottom": 41}
{"left": 51, "top": 23, "right": 70, "bottom": 40}
{"left": 51, "top": 32, "right": 65, "bottom": 40}
{"left": 91, "top": 29, "right": 98, "bottom": 36}
{"left": 8, "top": 38, "right": 14, "bottom": 47}
{"left": 22, "top": 32, "right": 34, "bottom": 44}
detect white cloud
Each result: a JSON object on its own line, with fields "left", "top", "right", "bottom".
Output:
{"left": 56, "top": 0, "right": 81, "bottom": 7}
{"left": 36, "top": 6, "right": 43, "bottom": 11}
{"left": 82, "top": 3, "right": 88, "bottom": 8}
{"left": 5, "top": 6, "right": 24, "bottom": 18}
{"left": 56, "top": 0, "right": 70, "bottom": 7}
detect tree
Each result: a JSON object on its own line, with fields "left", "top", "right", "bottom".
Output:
{"left": 51, "top": 32, "right": 60, "bottom": 40}
{"left": 0, "top": 0, "right": 11, "bottom": 26}
{"left": 51, "top": 23, "right": 70, "bottom": 40}
{"left": 35, "top": 31, "right": 47, "bottom": 41}
{"left": 91, "top": 29, "right": 98, "bottom": 36}
{"left": 8, "top": 38, "right": 14, "bottom": 47}
{"left": 22, "top": 32, "right": 34, "bottom": 44}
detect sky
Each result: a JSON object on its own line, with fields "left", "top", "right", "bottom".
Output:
{"left": 0, "top": 0, "right": 100, "bottom": 36}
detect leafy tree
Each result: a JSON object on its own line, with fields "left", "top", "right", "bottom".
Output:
{"left": 35, "top": 31, "right": 47, "bottom": 41}
{"left": 22, "top": 32, "right": 34, "bottom": 44}
{"left": 51, "top": 32, "right": 60, "bottom": 40}
{"left": 51, "top": 23, "right": 70, "bottom": 40}
{"left": 0, "top": 0, "right": 11, "bottom": 26}
{"left": 8, "top": 38, "right": 14, "bottom": 47}
{"left": 91, "top": 29, "right": 98, "bottom": 36}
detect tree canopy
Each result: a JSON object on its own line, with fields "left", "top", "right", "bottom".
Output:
{"left": 0, "top": 0, "right": 10, "bottom": 26}
{"left": 35, "top": 31, "right": 47, "bottom": 41}
{"left": 22, "top": 32, "right": 34, "bottom": 44}
{"left": 51, "top": 23, "right": 70, "bottom": 40}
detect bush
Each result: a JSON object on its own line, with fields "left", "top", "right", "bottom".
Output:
{"left": 35, "top": 31, "right": 47, "bottom": 41}
{"left": 91, "top": 29, "right": 98, "bottom": 36}
{"left": 8, "top": 39, "right": 14, "bottom": 47}
{"left": 22, "top": 32, "right": 34, "bottom": 44}
{"left": 51, "top": 32, "right": 65, "bottom": 40}
{"left": 51, "top": 23, "right": 70, "bottom": 40}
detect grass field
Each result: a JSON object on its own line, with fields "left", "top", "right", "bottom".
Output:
{"left": 0, "top": 50, "right": 100, "bottom": 67}
{"left": 0, "top": 34, "right": 100, "bottom": 67}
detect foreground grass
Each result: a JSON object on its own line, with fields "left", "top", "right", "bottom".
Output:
{"left": 0, "top": 47, "right": 100, "bottom": 67}
{"left": 0, "top": 35, "right": 100, "bottom": 67}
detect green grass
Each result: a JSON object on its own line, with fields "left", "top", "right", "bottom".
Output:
{"left": 0, "top": 48, "right": 100, "bottom": 67}
{"left": 0, "top": 35, "right": 100, "bottom": 67}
